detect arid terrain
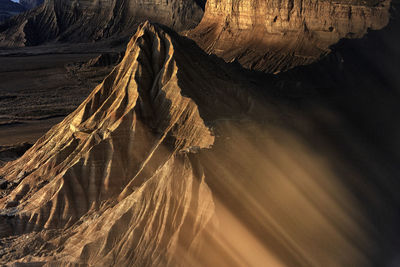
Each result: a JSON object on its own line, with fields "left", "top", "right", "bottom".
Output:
{"left": 0, "top": 41, "right": 127, "bottom": 145}
{"left": 0, "top": 0, "right": 399, "bottom": 266}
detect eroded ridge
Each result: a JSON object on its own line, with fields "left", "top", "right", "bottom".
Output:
{"left": 0, "top": 21, "right": 388, "bottom": 267}
{"left": 0, "top": 22, "right": 216, "bottom": 265}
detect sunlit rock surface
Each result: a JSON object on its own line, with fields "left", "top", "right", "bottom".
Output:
{"left": 0, "top": 0, "right": 204, "bottom": 47}
{"left": 189, "top": 0, "right": 391, "bottom": 73}
{"left": 0, "top": 21, "right": 399, "bottom": 266}
{"left": 0, "top": 22, "right": 241, "bottom": 266}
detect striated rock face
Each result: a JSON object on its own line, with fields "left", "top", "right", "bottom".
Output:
{"left": 0, "top": 22, "right": 254, "bottom": 266}
{"left": 0, "top": 0, "right": 25, "bottom": 23}
{"left": 0, "top": 0, "right": 204, "bottom": 47}
{"left": 1, "top": 22, "right": 395, "bottom": 267}
{"left": 189, "top": 0, "right": 391, "bottom": 73}
{"left": 19, "top": 0, "right": 44, "bottom": 9}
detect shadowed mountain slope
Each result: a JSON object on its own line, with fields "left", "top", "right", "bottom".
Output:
{"left": 0, "top": 22, "right": 399, "bottom": 266}
{"left": 0, "top": 0, "right": 204, "bottom": 47}
{"left": 188, "top": 0, "right": 391, "bottom": 73}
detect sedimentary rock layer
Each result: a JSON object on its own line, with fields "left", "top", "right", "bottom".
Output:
{"left": 1, "top": 22, "right": 394, "bottom": 266}
{"left": 0, "top": 22, "right": 251, "bottom": 266}
{"left": 189, "top": 0, "right": 391, "bottom": 72}
{"left": 0, "top": 0, "right": 204, "bottom": 47}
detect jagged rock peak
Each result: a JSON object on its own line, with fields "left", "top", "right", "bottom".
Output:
{"left": 0, "top": 21, "right": 214, "bottom": 229}
{"left": 189, "top": 0, "right": 391, "bottom": 73}
{"left": 0, "top": 22, "right": 249, "bottom": 265}
{"left": 0, "top": 0, "right": 204, "bottom": 47}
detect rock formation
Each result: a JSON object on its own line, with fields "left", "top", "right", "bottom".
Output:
{"left": 0, "top": 0, "right": 25, "bottom": 23}
{"left": 1, "top": 21, "right": 396, "bottom": 266}
{"left": 0, "top": 0, "right": 204, "bottom": 47}
{"left": 19, "top": 0, "right": 44, "bottom": 10}
{"left": 0, "top": 22, "right": 245, "bottom": 266}
{"left": 189, "top": 0, "right": 391, "bottom": 73}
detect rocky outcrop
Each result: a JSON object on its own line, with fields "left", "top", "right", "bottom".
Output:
{"left": 0, "top": 0, "right": 25, "bottom": 23}
{"left": 19, "top": 0, "right": 44, "bottom": 9}
{"left": 189, "top": 0, "right": 391, "bottom": 73}
{"left": 0, "top": 22, "right": 247, "bottom": 266}
{"left": 1, "top": 21, "right": 397, "bottom": 266}
{"left": 0, "top": 0, "right": 204, "bottom": 47}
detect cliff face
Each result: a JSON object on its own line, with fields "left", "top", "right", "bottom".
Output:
{"left": 0, "top": 0, "right": 204, "bottom": 47}
{"left": 1, "top": 22, "right": 398, "bottom": 266}
{"left": 189, "top": 0, "right": 391, "bottom": 73}
{"left": 0, "top": 0, "right": 25, "bottom": 23}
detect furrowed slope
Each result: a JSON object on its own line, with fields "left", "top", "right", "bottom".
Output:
{"left": 0, "top": 22, "right": 399, "bottom": 266}
{"left": 0, "top": 22, "right": 253, "bottom": 266}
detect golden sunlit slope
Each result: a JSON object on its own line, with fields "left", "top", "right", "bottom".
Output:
{"left": 0, "top": 22, "right": 254, "bottom": 266}
{"left": 0, "top": 22, "right": 398, "bottom": 266}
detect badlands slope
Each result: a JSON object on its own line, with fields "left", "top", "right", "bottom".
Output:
{"left": 1, "top": 21, "right": 399, "bottom": 266}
